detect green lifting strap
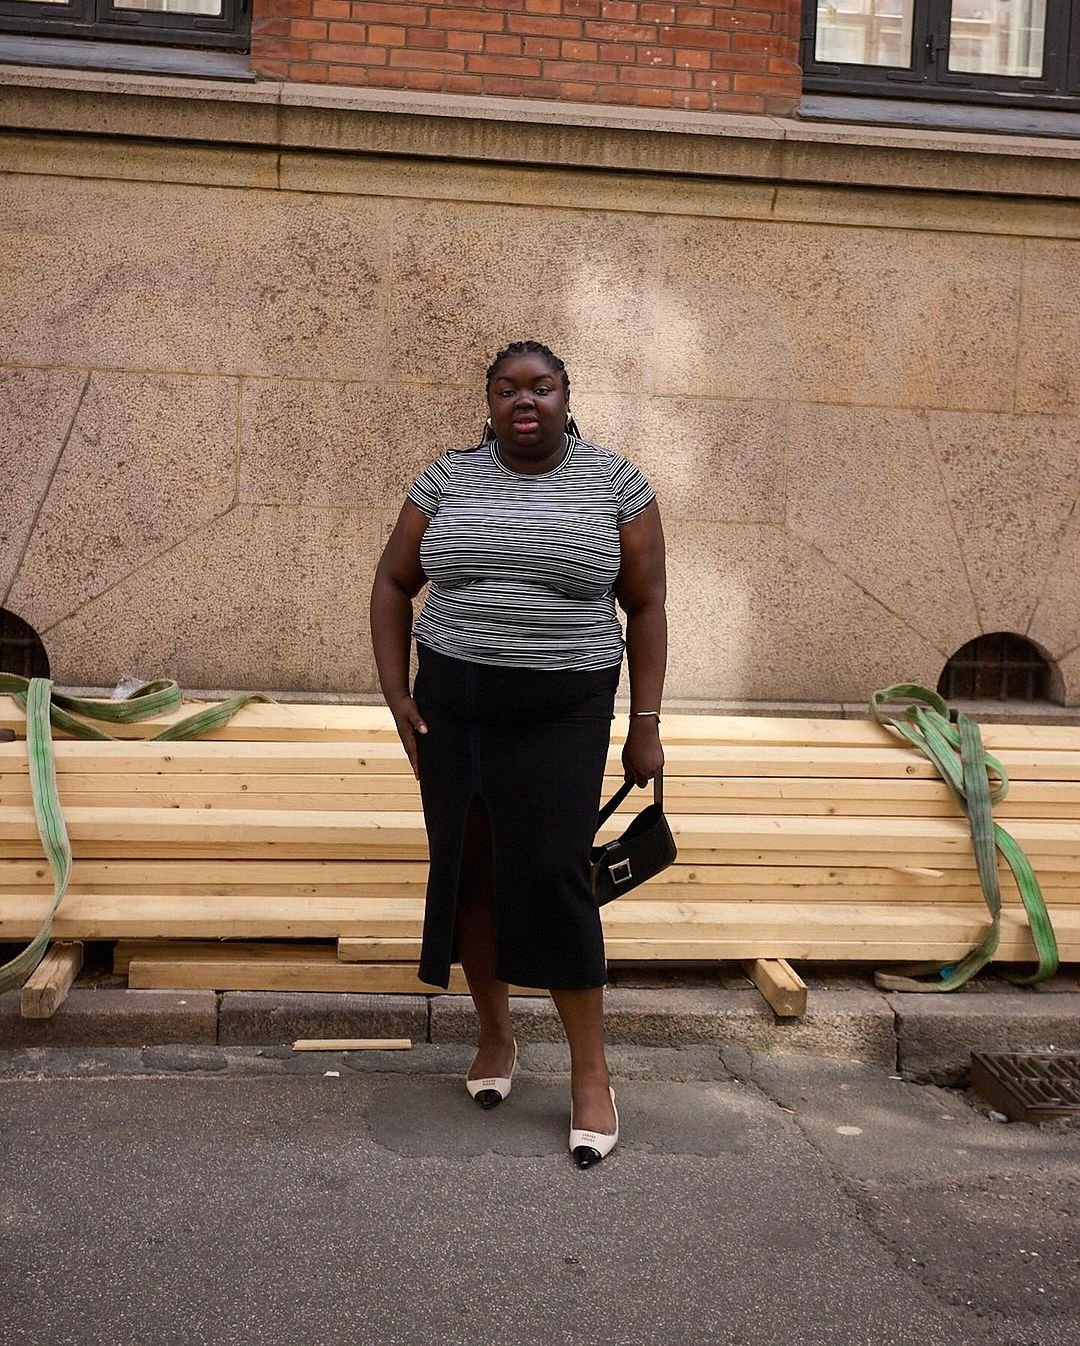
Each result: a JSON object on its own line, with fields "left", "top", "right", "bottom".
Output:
{"left": 869, "top": 683, "right": 1059, "bottom": 992}
{"left": 0, "top": 674, "right": 273, "bottom": 995}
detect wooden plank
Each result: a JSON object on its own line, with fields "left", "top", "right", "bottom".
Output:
{"left": 8, "top": 737, "right": 1080, "bottom": 782}
{"left": 0, "top": 782, "right": 425, "bottom": 813}
{"left": 0, "top": 771, "right": 423, "bottom": 797}
{"left": 3, "top": 872, "right": 1077, "bottom": 941}
{"left": 650, "top": 714, "right": 1080, "bottom": 752}
{"left": 113, "top": 939, "right": 336, "bottom": 974}
{"left": 292, "top": 1039, "right": 413, "bottom": 1051}
{"left": 127, "top": 925, "right": 1079, "bottom": 985}
{"left": 602, "top": 901, "right": 1080, "bottom": 945}
{"left": 13, "top": 843, "right": 1067, "bottom": 872}
{"left": 0, "top": 891, "right": 1072, "bottom": 961}
{"left": 0, "top": 790, "right": 425, "bottom": 814}
{"left": 336, "top": 937, "right": 422, "bottom": 961}
{"left": 5, "top": 806, "right": 1080, "bottom": 863}
{"left": 6, "top": 697, "right": 1079, "bottom": 751}
{"left": 603, "top": 936, "right": 1080, "bottom": 959}
{"left": 20, "top": 942, "right": 83, "bottom": 1019}
{"left": 0, "top": 697, "right": 402, "bottom": 742}
{"left": 9, "top": 774, "right": 1080, "bottom": 819}
{"left": 4, "top": 775, "right": 1078, "bottom": 819}
{"left": 126, "top": 957, "right": 545, "bottom": 995}
{"left": 0, "top": 894, "right": 428, "bottom": 940}
{"left": 741, "top": 958, "right": 807, "bottom": 1018}
{"left": 338, "top": 903, "right": 1080, "bottom": 958}
{"left": 3, "top": 857, "right": 1077, "bottom": 896}
{"left": 0, "top": 740, "right": 416, "bottom": 776}
{"left": 0, "top": 857, "right": 431, "bottom": 893}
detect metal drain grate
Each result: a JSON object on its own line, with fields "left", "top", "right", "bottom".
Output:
{"left": 971, "top": 1052, "right": 1080, "bottom": 1123}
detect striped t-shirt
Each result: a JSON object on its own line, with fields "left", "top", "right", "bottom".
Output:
{"left": 407, "top": 437, "right": 655, "bottom": 671}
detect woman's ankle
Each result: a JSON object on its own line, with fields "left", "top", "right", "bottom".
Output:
{"left": 570, "top": 1060, "right": 611, "bottom": 1087}
{"left": 476, "top": 1026, "right": 515, "bottom": 1049}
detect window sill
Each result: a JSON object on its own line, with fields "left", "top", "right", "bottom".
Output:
{"left": 0, "top": 34, "right": 253, "bottom": 82}
{"left": 799, "top": 93, "right": 1080, "bottom": 143}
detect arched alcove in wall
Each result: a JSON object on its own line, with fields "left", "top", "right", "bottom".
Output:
{"left": 938, "top": 633, "right": 1059, "bottom": 704}
{"left": 0, "top": 609, "right": 49, "bottom": 679}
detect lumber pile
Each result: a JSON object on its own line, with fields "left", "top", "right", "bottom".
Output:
{"left": 1, "top": 697, "right": 1078, "bottom": 1004}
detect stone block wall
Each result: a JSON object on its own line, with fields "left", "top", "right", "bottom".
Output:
{"left": 2, "top": 78, "right": 1080, "bottom": 707}
{"left": 250, "top": 0, "right": 802, "bottom": 114}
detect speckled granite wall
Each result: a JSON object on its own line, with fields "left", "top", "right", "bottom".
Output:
{"left": 3, "top": 126, "right": 1079, "bottom": 706}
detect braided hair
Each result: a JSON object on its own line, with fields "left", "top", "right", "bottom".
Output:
{"left": 482, "top": 341, "right": 583, "bottom": 443}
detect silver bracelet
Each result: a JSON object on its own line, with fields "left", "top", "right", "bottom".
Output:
{"left": 632, "top": 710, "right": 661, "bottom": 721}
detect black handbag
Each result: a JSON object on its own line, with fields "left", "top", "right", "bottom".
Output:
{"left": 590, "top": 771, "right": 677, "bottom": 905}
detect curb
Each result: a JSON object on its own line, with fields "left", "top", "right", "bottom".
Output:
{"left": 3, "top": 982, "right": 1079, "bottom": 1083}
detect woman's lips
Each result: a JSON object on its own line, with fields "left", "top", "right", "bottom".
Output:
{"left": 513, "top": 417, "right": 539, "bottom": 432}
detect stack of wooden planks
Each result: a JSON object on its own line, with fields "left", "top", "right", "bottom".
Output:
{"left": 1, "top": 697, "right": 1078, "bottom": 999}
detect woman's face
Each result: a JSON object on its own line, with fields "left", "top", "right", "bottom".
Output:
{"left": 486, "top": 351, "right": 569, "bottom": 462}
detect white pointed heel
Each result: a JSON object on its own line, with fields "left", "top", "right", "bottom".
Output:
{"left": 466, "top": 1040, "right": 518, "bottom": 1110}
{"left": 569, "top": 1087, "right": 618, "bottom": 1168}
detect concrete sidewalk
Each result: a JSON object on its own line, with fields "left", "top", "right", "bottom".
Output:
{"left": 3, "top": 966, "right": 1079, "bottom": 1084}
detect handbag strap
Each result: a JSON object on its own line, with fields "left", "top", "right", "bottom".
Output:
{"left": 597, "top": 770, "right": 664, "bottom": 828}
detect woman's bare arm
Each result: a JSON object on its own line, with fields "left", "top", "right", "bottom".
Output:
{"left": 369, "top": 500, "right": 431, "bottom": 777}
{"left": 615, "top": 501, "right": 667, "bottom": 787}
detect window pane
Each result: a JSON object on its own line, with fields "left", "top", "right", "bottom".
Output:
{"left": 815, "top": 1, "right": 915, "bottom": 67}
{"left": 948, "top": 0, "right": 1046, "bottom": 77}
{"left": 113, "top": 0, "right": 223, "bottom": 12}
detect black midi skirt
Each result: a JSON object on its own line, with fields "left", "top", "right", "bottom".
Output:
{"left": 412, "top": 644, "right": 619, "bottom": 991}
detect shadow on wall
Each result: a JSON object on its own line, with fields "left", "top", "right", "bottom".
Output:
{"left": 0, "top": 609, "right": 49, "bottom": 679}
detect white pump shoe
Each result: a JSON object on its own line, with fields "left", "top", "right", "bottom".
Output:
{"left": 569, "top": 1087, "right": 619, "bottom": 1168}
{"left": 466, "top": 1041, "right": 518, "bottom": 1110}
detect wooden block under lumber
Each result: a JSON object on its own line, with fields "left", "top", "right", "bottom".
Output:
{"left": 741, "top": 958, "right": 807, "bottom": 1018}
{"left": 125, "top": 952, "right": 546, "bottom": 995}
{"left": 337, "top": 937, "right": 423, "bottom": 962}
{"left": 113, "top": 939, "right": 338, "bottom": 975}
{"left": 292, "top": 1039, "right": 412, "bottom": 1051}
{"left": 20, "top": 942, "right": 83, "bottom": 1019}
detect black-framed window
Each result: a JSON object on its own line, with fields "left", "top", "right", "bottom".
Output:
{"left": 0, "top": 0, "right": 249, "bottom": 50}
{"left": 802, "top": 0, "right": 1080, "bottom": 106}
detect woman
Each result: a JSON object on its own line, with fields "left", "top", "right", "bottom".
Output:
{"left": 369, "top": 341, "right": 666, "bottom": 1168}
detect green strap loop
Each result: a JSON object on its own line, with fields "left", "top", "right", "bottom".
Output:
{"left": 0, "top": 675, "right": 273, "bottom": 994}
{"left": 869, "top": 683, "right": 1058, "bottom": 992}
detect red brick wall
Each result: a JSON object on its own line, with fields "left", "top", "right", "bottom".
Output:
{"left": 251, "top": 0, "right": 802, "bottom": 115}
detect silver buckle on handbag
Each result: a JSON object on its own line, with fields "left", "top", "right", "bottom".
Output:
{"left": 609, "top": 857, "right": 633, "bottom": 886}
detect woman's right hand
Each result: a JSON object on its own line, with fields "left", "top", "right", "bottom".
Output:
{"left": 389, "top": 694, "right": 427, "bottom": 779}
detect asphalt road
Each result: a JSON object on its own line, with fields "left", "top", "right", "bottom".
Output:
{"left": 1, "top": 1044, "right": 1077, "bottom": 1346}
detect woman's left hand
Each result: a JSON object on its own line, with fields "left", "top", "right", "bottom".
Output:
{"left": 622, "top": 718, "right": 664, "bottom": 787}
